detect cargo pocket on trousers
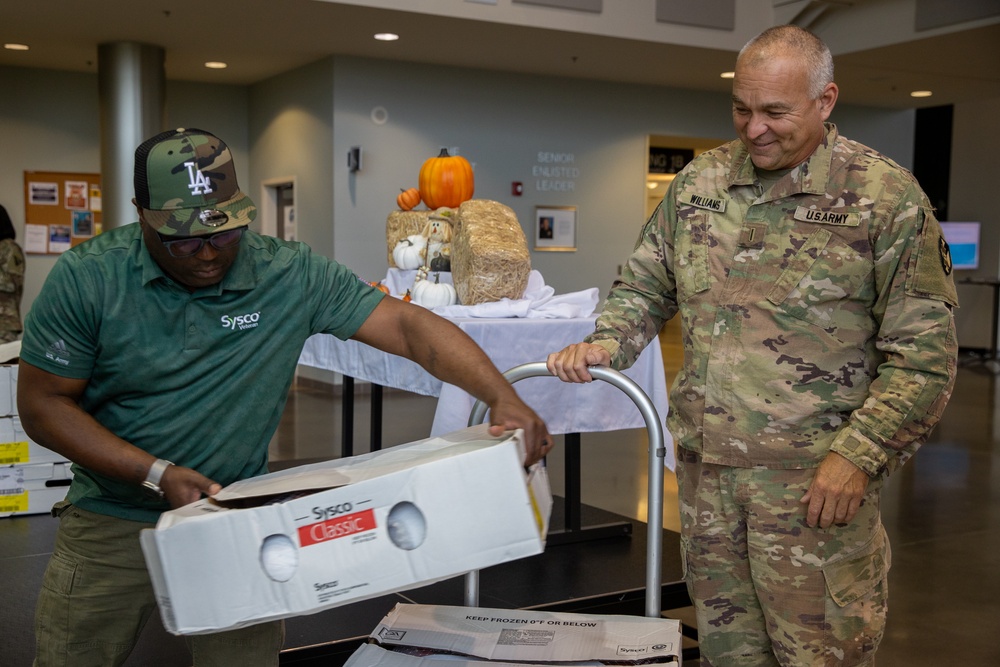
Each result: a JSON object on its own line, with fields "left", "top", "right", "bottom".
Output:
{"left": 823, "top": 527, "right": 890, "bottom": 606}
{"left": 34, "top": 548, "right": 80, "bottom": 660}
{"left": 41, "top": 549, "right": 79, "bottom": 596}
{"left": 821, "top": 527, "right": 891, "bottom": 660}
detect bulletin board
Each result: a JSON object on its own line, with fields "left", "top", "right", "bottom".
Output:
{"left": 23, "top": 171, "right": 103, "bottom": 254}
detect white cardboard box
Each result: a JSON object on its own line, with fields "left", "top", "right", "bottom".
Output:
{"left": 0, "top": 340, "right": 20, "bottom": 365}
{"left": 140, "top": 425, "right": 551, "bottom": 636}
{"left": 0, "top": 416, "right": 69, "bottom": 465}
{"left": 0, "top": 364, "right": 16, "bottom": 417}
{"left": 0, "top": 461, "right": 74, "bottom": 518}
{"left": 361, "top": 603, "right": 682, "bottom": 665}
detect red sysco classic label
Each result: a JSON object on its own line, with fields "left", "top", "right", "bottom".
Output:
{"left": 299, "top": 509, "right": 376, "bottom": 546}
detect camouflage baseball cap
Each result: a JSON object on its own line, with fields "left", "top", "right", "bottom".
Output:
{"left": 134, "top": 128, "right": 256, "bottom": 236}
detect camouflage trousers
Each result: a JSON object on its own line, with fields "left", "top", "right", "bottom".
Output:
{"left": 676, "top": 448, "right": 889, "bottom": 667}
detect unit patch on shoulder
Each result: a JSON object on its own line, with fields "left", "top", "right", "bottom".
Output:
{"left": 679, "top": 192, "right": 726, "bottom": 213}
{"left": 906, "top": 218, "right": 959, "bottom": 307}
{"left": 939, "top": 236, "right": 953, "bottom": 275}
{"left": 793, "top": 206, "right": 860, "bottom": 227}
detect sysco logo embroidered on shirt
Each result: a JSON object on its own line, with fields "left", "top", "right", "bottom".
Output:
{"left": 220, "top": 311, "right": 261, "bottom": 331}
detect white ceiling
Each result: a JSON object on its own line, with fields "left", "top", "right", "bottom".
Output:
{"left": 1, "top": 0, "right": 998, "bottom": 109}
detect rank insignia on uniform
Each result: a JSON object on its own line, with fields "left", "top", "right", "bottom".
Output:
{"left": 939, "top": 236, "right": 953, "bottom": 275}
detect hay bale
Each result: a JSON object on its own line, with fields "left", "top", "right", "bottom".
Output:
{"left": 386, "top": 210, "right": 432, "bottom": 267}
{"left": 452, "top": 200, "right": 531, "bottom": 305}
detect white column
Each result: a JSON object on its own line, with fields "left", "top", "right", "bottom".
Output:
{"left": 98, "top": 42, "right": 165, "bottom": 230}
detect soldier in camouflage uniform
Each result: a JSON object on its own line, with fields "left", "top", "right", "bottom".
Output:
{"left": 548, "top": 26, "right": 957, "bottom": 666}
{"left": 0, "top": 204, "right": 25, "bottom": 343}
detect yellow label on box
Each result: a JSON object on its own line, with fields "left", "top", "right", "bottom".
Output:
{"left": 0, "top": 442, "right": 29, "bottom": 465}
{"left": 0, "top": 491, "right": 29, "bottom": 513}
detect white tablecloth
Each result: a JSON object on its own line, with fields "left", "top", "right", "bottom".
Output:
{"left": 298, "top": 316, "right": 674, "bottom": 468}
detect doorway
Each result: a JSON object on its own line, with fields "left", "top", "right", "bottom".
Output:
{"left": 645, "top": 134, "right": 723, "bottom": 219}
{"left": 259, "top": 177, "right": 297, "bottom": 241}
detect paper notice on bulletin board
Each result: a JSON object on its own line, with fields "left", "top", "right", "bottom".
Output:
{"left": 24, "top": 171, "right": 102, "bottom": 254}
{"left": 65, "top": 181, "right": 88, "bottom": 210}
{"left": 24, "top": 225, "right": 48, "bottom": 254}
{"left": 28, "top": 182, "right": 59, "bottom": 206}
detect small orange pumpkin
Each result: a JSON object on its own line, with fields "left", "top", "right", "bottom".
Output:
{"left": 418, "top": 149, "right": 474, "bottom": 209}
{"left": 369, "top": 281, "right": 391, "bottom": 295}
{"left": 396, "top": 187, "right": 421, "bottom": 211}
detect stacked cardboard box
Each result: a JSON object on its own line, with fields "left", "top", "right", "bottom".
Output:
{"left": 0, "top": 364, "right": 74, "bottom": 517}
{"left": 0, "top": 460, "right": 73, "bottom": 518}
{"left": 345, "top": 603, "right": 683, "bottom": 665}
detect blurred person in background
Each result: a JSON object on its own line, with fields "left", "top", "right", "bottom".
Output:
{"left": 0, "top": 204, "right": 25, "bottom": 343}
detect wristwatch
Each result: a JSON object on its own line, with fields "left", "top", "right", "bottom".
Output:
{"left": 141, "top": 459, "right": 174, "bottom": 499}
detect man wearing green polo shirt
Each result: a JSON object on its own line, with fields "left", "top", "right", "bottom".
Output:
{"left": 18, "top": 128, "right": 553, "bottom": 667}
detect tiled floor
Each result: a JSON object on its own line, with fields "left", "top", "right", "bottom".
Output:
{"left": 272, "top": 347, "right": 1000, "bottom": 665}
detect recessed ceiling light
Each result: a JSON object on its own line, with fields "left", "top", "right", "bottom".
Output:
{"left": 204, "top": 61, "right": 228, "bottom": 69}
{"left": 4, "top": 43, "right": 29, "bottom": 51}
{"left": 910, "top": 90, "right": 933, "bottom": 98}
{"left": 374, "top": 32, "right": 400, "bottom": 41}
{"left": 720, "top": 71, "right": 735, "bottom": 79}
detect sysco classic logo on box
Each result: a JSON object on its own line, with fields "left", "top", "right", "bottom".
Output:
{"left": 299, "top": 507, "right": 376, "bottom": 546}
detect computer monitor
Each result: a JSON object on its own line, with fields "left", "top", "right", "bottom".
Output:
{"left": 939, "top": 221, "right": 980, "bottom": 271}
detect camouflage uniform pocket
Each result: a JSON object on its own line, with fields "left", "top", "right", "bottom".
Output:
{"left": 823, "top": 525, "right": 890, "bottom": 607}
{"left": 675, "top": 242, "right": 711, "bottom": 303}
{"left": 818, "top": 527, "right": 890, "bottom": 662}
{"left": 767, "top": 229, "right": 875, "bottom": 342}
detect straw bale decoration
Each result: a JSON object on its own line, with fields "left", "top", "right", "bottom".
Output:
{"left": 387, "top": 151, "right": 529, "bottom": 306}
{"left": 451, "top": 200, "right": 531, "bottom": 305}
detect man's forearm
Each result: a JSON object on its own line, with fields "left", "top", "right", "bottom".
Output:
{"left": 18, "top": 364, "right": 155, "bottom": 485}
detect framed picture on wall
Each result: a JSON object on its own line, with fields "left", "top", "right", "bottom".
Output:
{"left": 534, "top": 206, "right": 576, "bottom": 252}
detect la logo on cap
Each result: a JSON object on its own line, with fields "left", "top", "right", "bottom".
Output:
{"left": 185, "top": 161, "right": 214, "bottom": 196}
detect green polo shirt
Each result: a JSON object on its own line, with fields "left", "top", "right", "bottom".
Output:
{"left": 21, "top": 223, "right": 384, "bottom": 522}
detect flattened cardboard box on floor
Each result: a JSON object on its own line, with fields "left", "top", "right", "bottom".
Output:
{"left": 140, "top": 425, "right": 551, "bottom": 635}
{"left": 352, "top": 603, "right": 682, "bottom": 665}
{"left": 345, "top": 644, "right": 540, "bottom": 666}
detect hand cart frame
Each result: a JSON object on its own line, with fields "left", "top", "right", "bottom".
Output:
{"left": 466, "top": 361, "right": 667, "bottom": 619}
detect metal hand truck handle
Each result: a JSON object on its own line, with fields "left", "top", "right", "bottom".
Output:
{"left": 467, "top": 361, "right": 666, "bottom": 618}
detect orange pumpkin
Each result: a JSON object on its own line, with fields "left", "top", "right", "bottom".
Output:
{"left": 369, "top": 281, "right": 391, "bottom": 295}
{"left": 396, "top": 187, "right": 421, "bottom": 211}
{"left": 418, "top": 148, "right": 474, "bottom": 209}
